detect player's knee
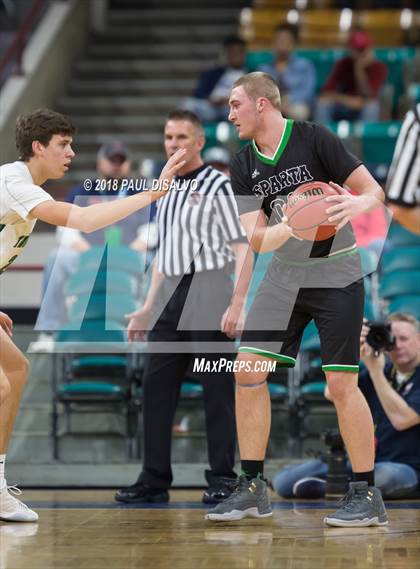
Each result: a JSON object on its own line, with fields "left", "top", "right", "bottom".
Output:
{"left": 234, "top": 354, "right": 269, "bottom": 386}
{"left": 325, "top": 373, "right": 358, "bottom": 402}
{"left": 0, "top": 376, "right": 11, "bottom": 405}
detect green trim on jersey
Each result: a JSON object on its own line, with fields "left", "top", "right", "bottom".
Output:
{"left": 275, "top": 245, "right": 359, "bottom": 266}
{"left": 252, "top": 119, "right": 294, "bottom": 165}
{"left": 322, "top": 364, "right": 359, "bottom": 373}
{"left": 238, "top": 346, "right": 296, "bottom": 367}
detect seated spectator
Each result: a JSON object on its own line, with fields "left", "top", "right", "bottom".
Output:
{"left": 32, "top": 142, "right": 156, "bottom": 350}
{"left": 385, "top": 103, "right": 420, "bottom": 235}
{"left": 315, "top": 29, "right": 387, "bottom": 123}
{"left": 272, "top": 312, "right": 420, "bottom": 499}
{"left": 182, "top": 36, "right": 246, "bottom": 122}
{"left": 258, "top": 23, "right": 316, "bottom": 121}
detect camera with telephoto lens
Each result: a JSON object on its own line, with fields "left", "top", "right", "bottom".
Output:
{"left": 323, "top": 429, "right": 349, "bottom": 498}
{"left": 366, "top": 321, "right": 396, "bottom": 355}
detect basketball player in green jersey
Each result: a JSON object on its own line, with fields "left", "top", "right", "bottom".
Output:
{"left": 206, "top": 72, "right": 388, "bottom": 527}
{"left": 0, "top": 108, "right": 185, "bottom": 522}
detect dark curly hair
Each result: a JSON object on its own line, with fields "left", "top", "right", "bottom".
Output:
{"left": 16, "top": 108, "right": 75, "bottom": 161}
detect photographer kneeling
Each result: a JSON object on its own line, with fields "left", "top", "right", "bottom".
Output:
{"left": 272, "top": 312, "right": 420, "bottom": 499}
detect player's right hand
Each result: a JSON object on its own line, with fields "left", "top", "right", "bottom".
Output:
{"left": 0, "top": 311, "right": 13, "bottom": 337}
{"left": 280, "top": 205, "right": 302, "bottom": 241}
{"left": 126, "top": 307, "right": 151, "bottom": 342}
{"left": 157, "top": 148, "right": 186, "bottom": 192}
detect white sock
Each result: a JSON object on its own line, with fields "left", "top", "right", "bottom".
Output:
{"left": 0, "top": 454, "right": 5, "bottom": 486}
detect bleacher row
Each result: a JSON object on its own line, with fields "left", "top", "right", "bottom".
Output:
{"left": 50, "top": 222, "right": 420, "bottom": 457}
{"left": 245, "top": 46, "right": 419, "bottom": 115}
{"left": 242, "top": 8, "right": 420, "bottom": 48}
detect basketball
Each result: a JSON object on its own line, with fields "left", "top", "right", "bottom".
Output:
{"left": 283, "top": 181, "right": 341, "bottom": 241}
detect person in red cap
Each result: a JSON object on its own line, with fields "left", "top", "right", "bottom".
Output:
{"left": 315, "top": 29, "right": 388, "bottom": 123}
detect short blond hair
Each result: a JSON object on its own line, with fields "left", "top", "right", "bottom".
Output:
{"left": 387, "top": 312, "right": 419, "bottom": 333}
{"left": 233, "top": 72, "right": 282, "bottom": 111}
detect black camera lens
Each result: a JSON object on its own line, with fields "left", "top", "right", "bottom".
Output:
{"left": 366, "top": 322, "right": 396, "bottom": 353}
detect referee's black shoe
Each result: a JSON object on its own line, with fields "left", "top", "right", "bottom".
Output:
{"left": 202, "top": 472, "right": 237, "bottom": 504}
{"left": 115, "top": 481, "right": 169, "bottom": 504}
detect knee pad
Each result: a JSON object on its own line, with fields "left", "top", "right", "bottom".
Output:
{"left": 236, "top": 379, "right": 267, "bottom": 389}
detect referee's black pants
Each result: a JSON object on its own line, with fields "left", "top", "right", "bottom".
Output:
{"left": 139, "top": 270, "right": 237, "bottom": 489}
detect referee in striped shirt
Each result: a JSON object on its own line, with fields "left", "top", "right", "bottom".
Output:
{"left": 386, "top": 103, "right": 420, "bottom": 234}
{"left": 115, "top": 110, "right": 253, "bottom": 505}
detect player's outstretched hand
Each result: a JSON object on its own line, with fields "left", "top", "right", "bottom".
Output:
{"left": 157, "top": 148, "right": 187, "bottom": 192}
{"left": 325, "top": 181, "right": 369, "bottom": 230}
{"left": 0, "top": 311, "right": 13, "bottom": 337}
{"left": 126, "top": 307, "right": 151, "bottom": 342}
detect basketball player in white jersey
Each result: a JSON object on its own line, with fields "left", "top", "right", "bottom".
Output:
{"left": 0, "top": 108, "right": 185, "bottom": 522}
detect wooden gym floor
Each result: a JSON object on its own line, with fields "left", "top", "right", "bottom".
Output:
{"left": 1, "top": 490, "right": 419, "bottom": 569}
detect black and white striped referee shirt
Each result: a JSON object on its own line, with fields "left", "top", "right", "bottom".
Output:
{"left": 156, "top": 165, "right": 246, "bottom": 276}
{"left": 386, "top": 103, "right": 420, "bottom": 207}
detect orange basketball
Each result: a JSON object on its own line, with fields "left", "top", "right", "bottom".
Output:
{"left": 283, "top": 181, "right": 341, "bottom": 241}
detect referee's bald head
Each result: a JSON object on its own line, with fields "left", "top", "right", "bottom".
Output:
{"left": 166, "top": 110, "right": 204, "bottom": 136}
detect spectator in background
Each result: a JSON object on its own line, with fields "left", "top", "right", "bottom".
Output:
{"left": 315, "top": 29, "right": 387, "bottom": 123}
{"left": 258, "top": 23, "right": 316, "bottom": 121}
{"left": 32, "top": 142, "right": 156, "bottom": 350}
{"left": 385, "top": 103, "right": 420, "bottom": 235}
{"left": 272, "top": 312, "right": 420, "bottom": 500}
{"left": 182, "top": 36, "right": 246, "bottom": 123}
{"left": 203, "top": 146, "right": 231, "bottom": 176}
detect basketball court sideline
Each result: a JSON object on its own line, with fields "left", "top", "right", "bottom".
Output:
{"left": 1, "top": 490, "right": 419, "bottom": 569}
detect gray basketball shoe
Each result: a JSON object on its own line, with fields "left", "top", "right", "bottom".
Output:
{"left": 205, "top": 475, "right": 272, "bottom": 521}
{"left": 324, "top": 481, "right": 388, "bottom": 527}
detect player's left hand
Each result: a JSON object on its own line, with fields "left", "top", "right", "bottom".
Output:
{"left": 221, "top": 302, "right": 245, "bottom": 339}
{"left": 325, "top": 181, "right": 369, "bottom": 230}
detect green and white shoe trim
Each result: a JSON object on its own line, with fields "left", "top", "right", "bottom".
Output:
{"left": 238, "top": 347, "right": 296, "bottom": 367}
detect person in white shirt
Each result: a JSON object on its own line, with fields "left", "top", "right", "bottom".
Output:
{"left": 0, "top": 108, "right": 185, "bottom": 523}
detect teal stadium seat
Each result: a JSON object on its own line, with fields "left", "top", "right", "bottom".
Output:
{"left": 380, "top": 247, "right": 420, "bottom": 275}
{"left": 268, "top": 383, "right": 288, "bottom": 399}
{"left": 71, "top": 355, "right": 128, "bottom": 377}
{"left": 408, "top": 83, "right": 420, "bottom": 105}
{"left": 56, "top": 320, "right": 126, "bottom": 343}
{"left": 380, "top": 271, "right": 420, "bottom": 300}
{"left": 375, "top": 47, "right": 416, "bottom": 107}
{"left": 359, "top": 247, "right": 380, "bottom": 276}
{"left": 180, "top": 382, "right": 203, "bottom": 398}
{"left": 387, "top": 223, "right": 420, "bottom": 248}
{"left": 301, "top": 320, "right": 320, "bottom": 352}
{"left": 388, "top": 296, "right": 420, "bottom": 319}
{"left": 354, "top": 122, "right": 401, "bottom": 165}
{"left": 64, "top": 269, "right": 138, "bottom": 297}
{"left": 68, "top": 293, "right": 137, "bottom": 325}
{"left": 52, "top": 321, "right": 138, "bottom": 460}
{"left": 79, "top": 246, "right": 145, "bottom": 277}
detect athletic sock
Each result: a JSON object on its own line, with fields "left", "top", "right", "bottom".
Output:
{"left": 353, "top": 470, "right": 375, "bottom": 487}
{"left": 241, "top": 460, "right": 264, "bottom": 481}
{"left": 0, "top": 454, "right": 5, "bottom": 487}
